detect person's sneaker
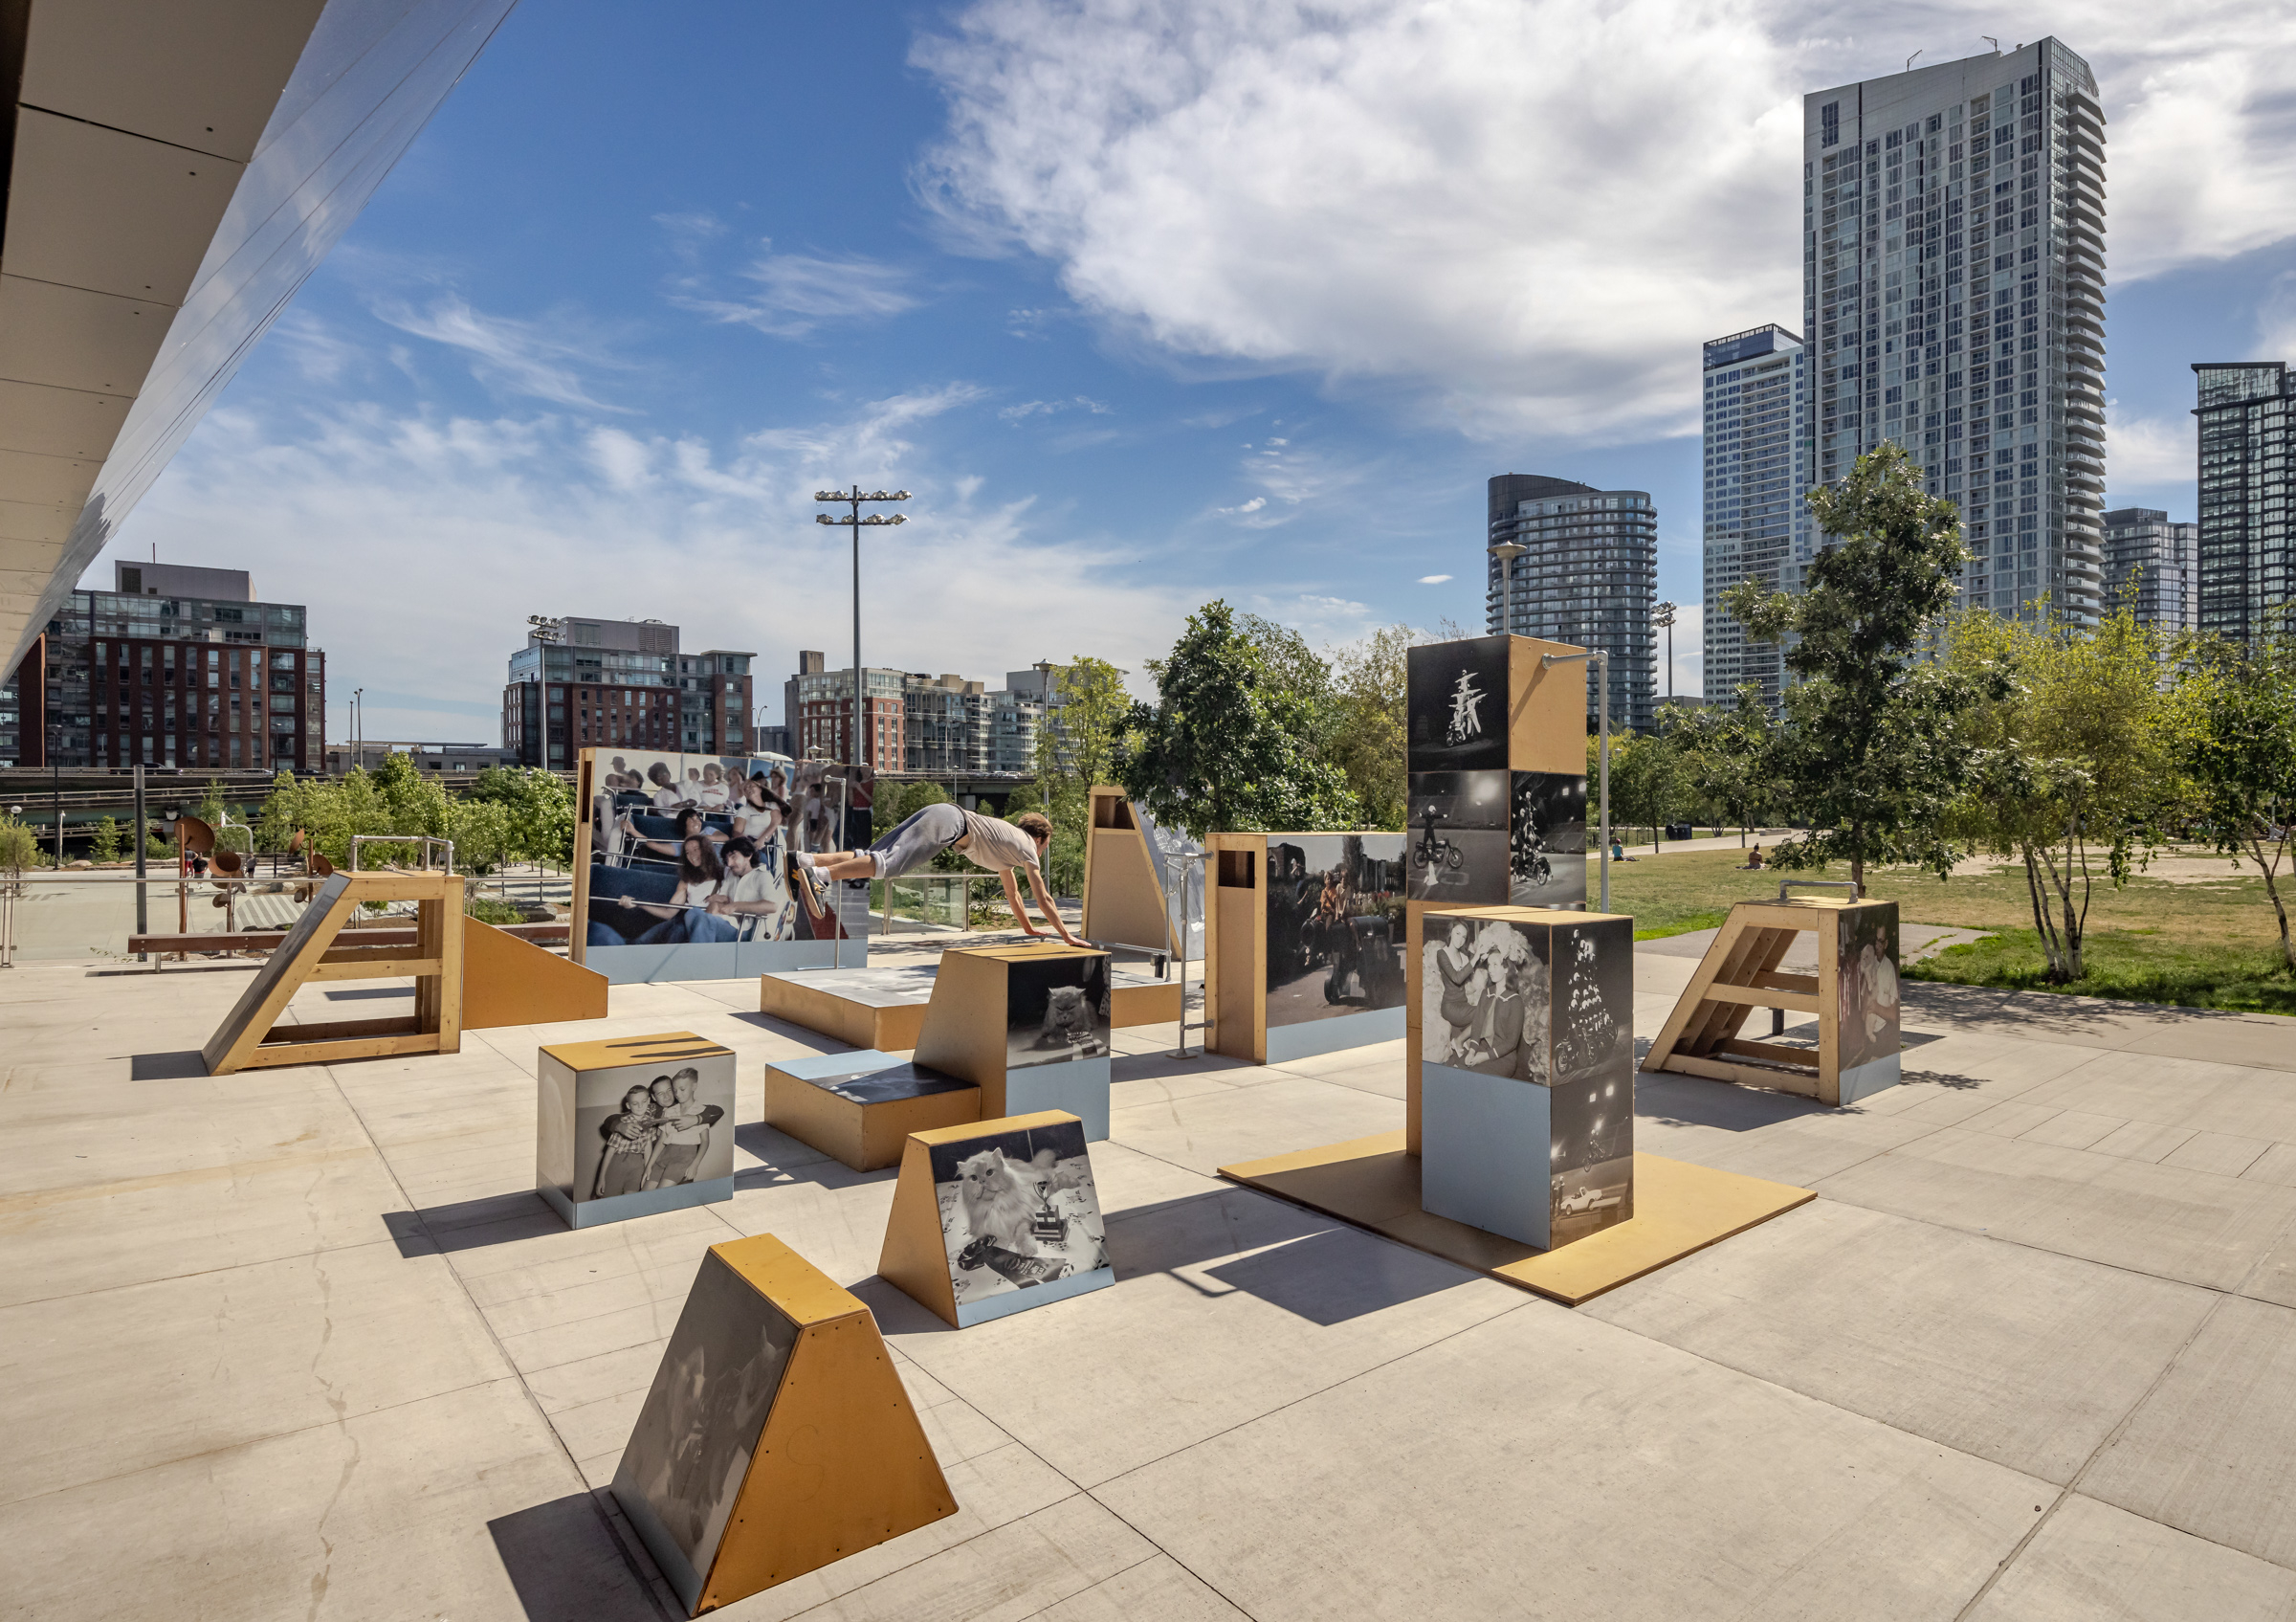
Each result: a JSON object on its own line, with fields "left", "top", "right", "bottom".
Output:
{"left": 788, "top": 853, "right": 832, "bottom": 922}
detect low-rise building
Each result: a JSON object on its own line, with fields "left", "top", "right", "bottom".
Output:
{"left": 502, "top": 615, "right": 752, "bottom": 768}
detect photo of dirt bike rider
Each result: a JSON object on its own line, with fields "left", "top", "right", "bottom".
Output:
{"left": 1412, "top": 803, "right": 1464, "bottom": 874}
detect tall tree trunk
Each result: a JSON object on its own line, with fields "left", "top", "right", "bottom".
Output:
{"left": 2250, "top": 833, "right": 2294, "bottom": 972}
{"left": 2020, "top": 842, "right": 2070, "bottom": 981}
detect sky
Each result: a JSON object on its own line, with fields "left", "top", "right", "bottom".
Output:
{"left": 94, "top": 0, "right": 2296, "bottom": 745}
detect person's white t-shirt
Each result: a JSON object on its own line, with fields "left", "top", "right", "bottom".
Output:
{"left": 652, "top": 786, "right": 685, "bottom": 811}
{"left": 720, "top": 867, "right": 777, "bottom": 905}
{"left": 960, "top": 811, "right": 1043, "bottom": 876}
{"left": 673, "top": 878, "right": 719, "bottom": 906}
{"left": 698, "top": 782, "right": 731, "bottom": 810}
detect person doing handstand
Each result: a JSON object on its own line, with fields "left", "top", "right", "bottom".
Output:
{"left": 792, "top": 805, "right": 1085, "bottom": 946}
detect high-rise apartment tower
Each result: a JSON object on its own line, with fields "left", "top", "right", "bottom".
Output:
{"left": 1486, "top": 474, "right": 1657, "bottom": 733}
{"left": 2101, "top": 507, "right": 2198, "bottom": 634}
{"left": 1803, "top": 41, "right": 2107, "bottom": 624}
{"left": 2192, "top": 362, "right": 2294, "bottom": 642}
{"left": 1702, "top": 325, "right": 1812, "bottom": 708}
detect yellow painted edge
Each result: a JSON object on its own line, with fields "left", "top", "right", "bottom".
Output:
{"left": 710, "top": 1232, "right": 871, "bottom": 1329}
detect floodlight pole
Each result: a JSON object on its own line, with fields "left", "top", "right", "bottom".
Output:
{"left": 1542, "top": 648, "right": 1611, "bottom": 912}
{"left": 1655, "top": 600, "right": 1677, "bottom": 703}
{"left": 815, "top": 483, "right": 911, "bottom": 942}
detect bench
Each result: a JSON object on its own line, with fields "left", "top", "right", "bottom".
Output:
{"left": 762, "top": 1049, "right": 981, "bottom": 1170}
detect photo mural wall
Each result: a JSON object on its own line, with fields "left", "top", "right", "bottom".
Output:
{"left": 1263, "top": 833, "right": 1407, "bottom": 1030}
{"left": 574, "top": 747, "right": 872, "bottom": 984}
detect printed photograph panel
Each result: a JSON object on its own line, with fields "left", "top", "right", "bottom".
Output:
{"left": 927, "top": 1119, "right": 1112, "bottom": 1314}
{"left": 1403, "top": 826, "right": 1510, "bottom": 903}
{"left": 1407, "top": 769, "right": 1509, "bottom": 832}
{"left": 1005, "top": 953, "right": 1112, "bottom": 1071}
{"left": 1406, "top": 636, "right": 1510, "bottom": 773}
{"left": 1512, "top": 771, "right": 1587, "bottom": 909}
{"left": 572, "top": 1050, "right": 737, "bottom": 1205}
{"left": 612, "top": 1251, "right": 798, "bottom": 1600}
{"left": 1836, "top": 905, "right": 1903, "bottom": 1074}
{"left": 1420, "top": 914, "right": 1551, "bottom": 1082}
{"left": 1546, "top": 914, "right": 1634, "bottom": 1243}
{"left": 584, "top": 747, "right": 853, "bottom": 949}
{"left": 1264, "top": 833, "right": 1406, "bottom": 1027}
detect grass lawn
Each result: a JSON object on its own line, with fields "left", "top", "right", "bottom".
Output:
{"left": 1602, "top": 843, "right": 2296, "bottom": 1016}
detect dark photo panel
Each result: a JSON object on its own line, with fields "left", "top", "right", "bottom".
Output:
{"left": 613, "top": 1252, "right": 799, "bottom": 1605}
{"left": 1420, "top": 915, "right": 1552, "bottom": 1082}
{"left": 1550, "top": 916, "right": 1635, "bottom": 1091}
{"left": 1836, "top": 906, "right": 1903, "bottom": 1074}
{"left": 1005, "top": 953, "right": 1111, "bottom": 1071}
{"left": 1407, "top": 636, "right": 1510, "bottom": 773}
{"left": 1512, "top": 770, "right": 1589, "bottom": 909}
{"left": 1264, "top": 833, "right": 1407, "bottom": 1024}
{"left": 1408, "top": 769, "right": 1510, "bottom": 832}
{"left": 1404, "top": 827, "right": 1509, "bottom": 903}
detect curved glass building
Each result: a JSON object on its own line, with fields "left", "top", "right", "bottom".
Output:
{"left": 1486, "top": 474, "right": 1657, "bottom": 734}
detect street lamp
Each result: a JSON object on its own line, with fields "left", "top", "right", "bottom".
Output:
{"left": 352, "top": 687, "right": 364, "bottom": 773}
{"left": 1490, "top": 542, "right": 1527, "bottom": 635}
{"left": 814, "top": 486, "right": 910, "bottom": 769}
{"left": 1541, "top": 648, "right": 1612, "bottom": 912}
{"left": 1655, "top": 600, "right": 1677, "bottom": 703}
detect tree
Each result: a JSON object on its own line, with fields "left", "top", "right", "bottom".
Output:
{"left": 0, "top": 812, "right": 37, "bottom": 873}
{"left": 1944, "top": 604, "right": 2173, "bottom": 981}
{"left": 1030, "top": 656, "right": 1133, "bottom": 895}
{"left": 1721, "top": 442, "right": 1984, "bottom": 888}
{"left": 1120, "top": 600, "right": 1355, "bottom": 839}
{"left": 466, "top": 767, "right": 576, "bottom": 867}
{"left": 2169, "top": 617, "right": 2296, "bottom": 971}
{"left": 1668, "top": 689, "right": 1776, "bottom": 846}
{"left": 1607, "top": 732, "right": 1687, "bottom": 852}
{"left": 90, "top": 816, "right": 123, "bottom": 864}
{"left": 1329, "top": 625, "right": 1414, "bottom": 829}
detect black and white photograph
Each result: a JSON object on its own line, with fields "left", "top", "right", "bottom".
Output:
{"left": 1511, "top": 770, "right": 1588, "bottom": 908}
{"left": 806, "top": 1058, "right": 975, "bottom": 1107}
{"left": 585, "top": 745, "right": 861, "bottom": 951}
{"left": 1264, "top": 833, "right": 1406, "bottom": 1027}
{"left": 1550, "top": 917, "right": 1634, "bottom": 1090}
{"left": 928, "top": 1119, "right": 1112, "bottom": 1314}
{"left": 1005, "top": 952, "right": 1112, "bottom": 1070}
{"left": 1836, "top": 905, "right": 1903, "bottom": 1075}
{"left": 1421, "top": 914, "right": 1550, "bottom": 1080}
{"left": 612, "top": 1251, "right": 799, "bottom": 1599}
{"left": 571, "top": 1049, "right": 737, "bottom": 1207}
{"left": 1406, "top": 635, "right": 1509, "bottom": 773}
{"left": 1404, "top": 811, "right": 1510, "bottom": 904}
{"left": 1545, "top": 915, "right": 1635, "bottom": 1242}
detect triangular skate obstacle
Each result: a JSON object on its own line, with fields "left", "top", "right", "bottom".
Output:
{"left": 1641, "top": 886, "right": 1904, "bottom": 1107}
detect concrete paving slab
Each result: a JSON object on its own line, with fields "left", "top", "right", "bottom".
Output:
{"left": 2082, "top": 1295, "right": 2296, "bottom": 1567}
{"left": 1585, "top": 1199, "right": 2218, "bottom": 1483}
{"left": 1032, "top": 1553, "right": 1251, "bottom": 1621}
{"left": 1817, "top": 1126, "right": 2296, "bottom": 1290}
{"left": 1108, "top": 1075, "right": 1402, "bottom": 1178}
{"left": 2091, "top": 1120, "right": 2201, "bottom": 1164}
{"left": 0, "top": 1236, "right": 512, "bottom": 1504}
{"left": 1095, "top": 1302, "right": 2050, "bottom": 1622}
{"left": 881, "top": 1184, "right": 1524, "bottom": 1489}
{"left": 2245, "top": 1144, "right": 2296, "bottom": 1189}
{"left": 1964, "top": 1492, "right": 2296, "bottom": 1620}
{"left": 0, "top": 1378, "right": 651, "bottom": 1622}
{"left": 2164, "top": 1131, "right": 2276, "bottom": 1179}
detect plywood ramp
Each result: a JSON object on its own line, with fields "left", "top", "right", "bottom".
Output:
{"left": 1082, "top": 787, "right": 1182, "bottom": 956}
{"left": 1220, "top": 1134, "right": 1813, "bottom": 1306}
{"left": 463, "top": 919, "right": 607, "bottom": 1029}
{"left": 200, "top": 871, "right": 465, "bottom": 1075}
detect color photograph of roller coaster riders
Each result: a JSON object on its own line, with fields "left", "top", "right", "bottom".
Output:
{"left": 1262, "top": 833, "right": 1406, "bottom": 1028}
{"left": 585, "top": 749, "right": 823, "bottom": 947}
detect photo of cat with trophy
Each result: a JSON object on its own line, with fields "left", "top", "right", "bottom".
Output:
{"left": 1005, "top": 952, "right": 1111, "bottom": 1070}
{"left": 927, "top": 1117, "right": 1112, "bottom": 1316}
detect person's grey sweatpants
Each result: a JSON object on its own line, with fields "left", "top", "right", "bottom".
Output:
{"left": 867, "top": 803, "right": 968, "bottom": 879}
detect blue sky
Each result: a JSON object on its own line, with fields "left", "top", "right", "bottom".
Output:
{"left": 99, "top": 0, "right": 2296, "bottom": 744}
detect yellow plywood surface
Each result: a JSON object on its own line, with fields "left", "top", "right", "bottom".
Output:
{"left": 762, "top": 1065, "right": 981, "bottom": 1171}
{"left": 876, "top": 1132, "right": 960, "bottom": 1325}
{"left": 759, "top": 974, "right": 928, "bottom": 1051}
{"left": 463, "top": 919, "right": 608, "bottom": 1030}
{"left": 1220, "top": 1138, "right": 1813, "bottom": 1307}
{"left": 539, "top": 1030, "right": 731, "bottom": 1073}
{"left": 1083, "top": 792, "right": 1180, "bottom": 955}
{"left": 914, "top": 949, "right": 1013, "bottom": 1103}
{"left": 695, "top": 1234, "right": 958, "bottom": 1610}
{"left": 1505, "top": 634, "right": 1592, "bottom": 776}
{"left": 1111, "top": 978, "right": 1182, "bottom": 1027}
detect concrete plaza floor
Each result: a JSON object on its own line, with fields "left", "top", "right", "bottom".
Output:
{"left": 5, "top": 941, "right": 2296, "bottom": 1620}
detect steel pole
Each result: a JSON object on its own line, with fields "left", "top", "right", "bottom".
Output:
{"left": 133, "top": 764, "right": 147, "bottom": 958}
{"left": 1599, "top": 651, "right": 1611, "bottom": 913}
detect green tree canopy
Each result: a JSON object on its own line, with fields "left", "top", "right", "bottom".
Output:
{"left": 1328, "top": 625, "right": 1414, "bottom": 829}
{"left": 2168, "top": 616, "right": 2296, "bottom": 970}
{"left": 1667, "top": 688, "right": 1777, "bottom": 844}
{"left": 1721, "top": 442, "right": 1983, "bottom": 888}
{"left": 1120, "top": 600, "right": 1355, "bottom": 839}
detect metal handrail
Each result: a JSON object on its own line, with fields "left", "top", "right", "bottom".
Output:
{"left": 1778, "top": 879, "right": 1861, "bottom": 900}
{"left": 350, "top": 834, "right": 455, "bottom": 872}
{"left": 1174, "top": 850, "right": 1211, "bottom": 1059}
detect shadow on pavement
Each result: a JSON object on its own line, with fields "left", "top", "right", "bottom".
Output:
{"left": 486, "top": 1493, "right": 663, "bottom": 1621}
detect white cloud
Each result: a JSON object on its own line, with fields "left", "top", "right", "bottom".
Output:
{"left": 998, "top": 395, "right": 1113, "bottom": 421}
{"left": 106, "top": 390, "right": 1199, "bottom": 744}
{"left": 372, "top": 295, "right": 629, "bottom": 411}
{"left": 915, "top": 0, "right": 2296, "bottom": 441}
{"left": 2259, "top": 271, "right": 2296, "bottom": 364}
{"left": 2104, "top": 404, "right": 2193, "bottom": 486}
{"left": 1418, "top": 573, "right": 1452, "bottom": 584}
{"left": 676, "top": 244, "right": 922, "bottom": 338}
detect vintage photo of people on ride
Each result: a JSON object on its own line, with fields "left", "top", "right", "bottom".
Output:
{"left": 1403, "top": 769, "right": 1510, "bottom": 903}
{"left": 1836, "top": 905, "right": 1903, "bottom": 1075}
{"left": 585, "top": 747, "right": 869, "bottom": 949}
{"left": 1511, "top": 770, "right": 1587, "bottom": 908}
{"left": 1261, "top": 833, "right": 1406, "bottom": 1026}
{"left": 928, "top": 1118, "right": 1111, "bottom": 1313}
{"left": 1405, "top": 636, "right": 1510, "bottom": 773}
{"left": 1005, "top": 952, "right": 1112, "bottom": 1069}
{"left": 1421, "top": 912, "right": 1635, "bottom": 1244}
{"left": 612, "top": 1253, "right": 798, "bottom": 1594}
